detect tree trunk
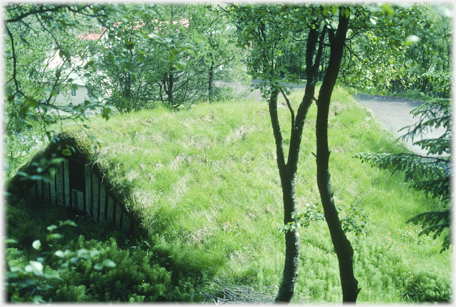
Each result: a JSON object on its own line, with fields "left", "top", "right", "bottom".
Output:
{"left": 165, "top": 70, "right": 174, "bottom": 107}
{"left": 208, "top": 60, "right": 214, "bottom": 103}
{"left": 275, "top": 176, "right": 300, "bottom": 302}
{"left": 273, "top": 22, "right": 326, "bottom": 304}
{"left": 268, "top": 88, "right": 301, "bottom": 303}
{"left": 315, "top": 8, "right": 360, "bottom": 303}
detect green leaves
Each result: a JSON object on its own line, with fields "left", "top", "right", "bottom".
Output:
{"left": 25, "top": 261, "right": 43, "bottom": 277}
{"left": 32, "top": 240, "right": 42, "bottom": 250}
{"left": 62, "top": 148, "right": 72, "bottom": 156}
{"left": 407, "top": 210, "right": 450, "bottom": 252}
{"left": 322, "top": 5, "right": 337, "bottom": 17}
{"left": 321, "top": 5, "right": 349, "bottom": 18}
{"left": 125, "top": 40, "right": 135, "bottom": 50}
{"left": 102, "top": 107, "right": 112, "bottom": 121}
{"left": 94, "top": 259, "right": 117, "bottom": 270}
{"left": 6, "top": 220, "right": 116, "bottom": 302}
{"left": 147, "top": 32, "right": 160, "bottom": 40}
{"left": 59, "top": 220, "right": 77, "bottom": 227}
{"left": 380, "top": 3, "right": 395, "bottom": 15}
{"left": 340, "top": 205, "right": 369, "bottom": 236}
{"left": 405, "top": 35, "right": 420, "bottom": 46}
{"left": 340, "top": 7, "right": 350, "bottom": 18}
{"left": 43, "top": 270, "right": 62, "bottom": 280}
{"left": 5, "top": 238, "right": 19, "bottom": 245}
{"left": 47, "top": 233, "right": 64, "bottom": 241}
{"left": 279, "top": 203, "right": 325, "bottom": 233}
{"left": 77, "top": 248, "right": 101, "bottom": 259}
{"left": 20, "top": 97, "right": 38, "bottom": 114}
{"left": 229, "top": 4, "right": 310, "bottom": 91}
{"left": 47, "top": 224, "right": 58, "bottom": 232}
{"left": 54, "top": 250, "right": 66, "bottom": 258}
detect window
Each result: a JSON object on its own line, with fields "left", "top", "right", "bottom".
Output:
{"left": 71, "top": 86, "right": 77, "bottom": 96}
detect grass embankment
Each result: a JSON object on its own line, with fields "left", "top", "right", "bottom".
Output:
{"left": 8, "top": 86, "right": 451, "bottom": 303}
{"left": 356, "top": 87, "right": 438, "bottom": 102}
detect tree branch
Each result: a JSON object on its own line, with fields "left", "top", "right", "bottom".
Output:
{"left": 280, "top": 88, "right": 295, "bottom": 129}
{"left": 268, "top": 88, "right": 286, "bottom": 177}
{"left": 5, "top": 24, "right": 20, "bottom": 94}
{"left": 6, "top": 4, "right": 67, "bottom": 23}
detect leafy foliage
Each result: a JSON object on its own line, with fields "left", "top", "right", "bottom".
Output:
{"left": 279, "top": 202, "right": 369, "bottom": 236}
{"left": 49, "top": 236, "right": 201, "bottom": 302}
{"left": 407, "top": 210, "right": 450, "bottom": 250}
{"left": 341, "top": 4, "right": 451, "bottom": 99}
{"left": 400, "top": 98, "right": 451, "bottom": 156}
{"left": 402, "top": 272, "right": 451, "bottom": 302}
{"left": 355, "top": 153, "right": 449, "bottom": 202}
{"left": 4, "top": 4, "right": 123, "bottom": 179}
{"left": 88, "top": 4, "right": 198, "bottom": 111}
{"left": 87, "top": 4, "right": 247, "bottom": 112}
{"left": 340, "top": 205, "right": 369, "bottom": 236}
{"left": 279, "top": 203, "right": 325, "bottom": 233}
{"left": 5, "top": 195, "right": 202, "bottom": 302}
{"left": 6, "top": 220, "right": 115, "bottom": 303}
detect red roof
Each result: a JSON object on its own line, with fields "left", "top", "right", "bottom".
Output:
{"left": 76, "top": 19, "right": 189, "bottom": 41}
{"left": 76, "top": 28, "right": 107, "bottom": 41}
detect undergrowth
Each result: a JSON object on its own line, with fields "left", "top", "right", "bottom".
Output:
{"left": 7, "top": 85, "right": 451, "bottom": 303}
{"left": 6, "top": 195, "right": 203, "bottom": 302}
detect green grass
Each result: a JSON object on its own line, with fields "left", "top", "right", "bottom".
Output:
{"left": 9, "top": 86, "right": 451, "bottom": 303}
{"left": 355, "top": 87, "right": 437, "bottom": 102}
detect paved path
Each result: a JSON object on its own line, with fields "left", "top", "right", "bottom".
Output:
{"left": 223, "top": 80, "right": 446, "bottom": 156}
{"left": 354, "top": 93, "right": 446, "bottom": 156}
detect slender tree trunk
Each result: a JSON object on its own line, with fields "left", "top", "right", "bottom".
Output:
{"left": 274, "top": 22, "right": 326, "bottom": 303}
{"left": 269, "top": 88, "right": 301, "bottom": 302}
{"left": 315, "top": 8, "right": 360, "bottom": 303}
{"left": 166, "top": 69, "right": 174, "bottom": 107}
{"left": 208, "top": 60, "right": 214, "bottom": 103}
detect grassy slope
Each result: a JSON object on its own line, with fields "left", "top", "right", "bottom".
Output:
{"left": 56, "top": 86, "right": 450, "bottom": 302}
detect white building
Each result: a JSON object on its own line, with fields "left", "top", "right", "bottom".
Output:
{"left": 49, "top": 20, "right": 189, "bottom": 108}
{"left": 53, "top": 71, "right": 91, "bottom": 107}
{"left": 47, "top": 28, "right": 108, "bottom": 107}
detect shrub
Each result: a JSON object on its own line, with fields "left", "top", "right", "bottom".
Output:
{"left": 49, "top": 236, "right": 202, "bottom": 302}
{"left": 5, "top": 220, "right": 112, "bottom": 303}
{"left": 402, "top": 273, "right": 452, "bottom": 302}
{"left": 6, "top": 197, "right": 203, "bottom": 302}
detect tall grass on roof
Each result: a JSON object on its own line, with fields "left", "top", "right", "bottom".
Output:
{"left": 8, "top": 86, "right": 451, "bottom": 303}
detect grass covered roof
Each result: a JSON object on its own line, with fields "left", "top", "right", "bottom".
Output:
{"left": 10, "top": 87, "right": 451, "bottom": 302}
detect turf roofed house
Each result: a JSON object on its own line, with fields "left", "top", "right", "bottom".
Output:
{"left": 8, "top": 133, "right": 143, "bottom": 236}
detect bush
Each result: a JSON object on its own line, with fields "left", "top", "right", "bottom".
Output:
{"left": 48, "top": 236, "right": 202, "bottom": 302}
{"left": 402, "top": 273, "right": 452, "bottom": 302}
{"left": 6, "top": 196, "right": 203, "bottom": 302}
{"left": 5, "top": 219, "right": 112, "bottom": 303}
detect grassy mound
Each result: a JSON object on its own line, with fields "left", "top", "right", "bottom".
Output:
{"left": 7, "top": 86, "right": 451, "bottom": 303}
